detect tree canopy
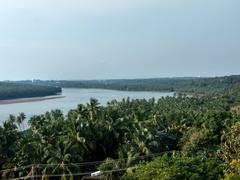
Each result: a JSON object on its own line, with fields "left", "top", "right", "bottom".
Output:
{"left": 0, "top": 82, "right": 61, "bottom": 100}
{"left": 1, "top": 75, "right": 240, "bottom": 179}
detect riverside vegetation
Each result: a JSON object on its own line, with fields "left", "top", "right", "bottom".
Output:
{"left": 0, "top": 82, "right": 61, "bottom": 100}
{"left": 1, "top": 75, "right": 240, "bottom": 179}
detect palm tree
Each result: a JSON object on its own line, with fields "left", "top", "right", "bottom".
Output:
{"left": 0, "top": 119, "right": 18, "bottom": 179}
{"left": 43, "top": 139, "right": 79, "bottom": 180}
{"left": 87, "top": 98, "right": 100, "bottom": 121}
{"left": 16, "top": 113, "right": 26, "bottom": 131}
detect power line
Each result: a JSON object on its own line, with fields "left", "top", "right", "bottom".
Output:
{"left": 1, "top": 151, "right": 175, "bottom": 174}
{"left": 8, "top": 171, "right": 94, "bottom": 180}
{"left": 8, "top": 167, "right": 138, "bottom": 180}
{"left": 36, "top": 151, "right": 167, "bottom": 167}
{"left": 2, "top": 150, "right": 177, "bottom": 180}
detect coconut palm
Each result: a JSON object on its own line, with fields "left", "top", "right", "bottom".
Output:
{"left": 16, "top": 113, "right": 26, "bottom": 131}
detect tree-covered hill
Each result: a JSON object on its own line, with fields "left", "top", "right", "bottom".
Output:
{"left": 18, "top": 75, "right": 240, "bottom": 94}
{"left": 0, "top": 82, "right": 62, "bottom": 100}
{"left": 16, "top": 75, "right": 240, "bottom": 104}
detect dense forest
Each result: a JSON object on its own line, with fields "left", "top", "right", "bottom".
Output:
{"left": 6, "top": 75, "right": 240, "bottom": 101}
{"left": 0, "top": 75, "right": 240, "bottom": 179}
{"left": 17, "top": 75, "right": 240, "bottom": 92}
{"left": 18, "top": 75, "right": 240, "bottom": 96}
{"left": 0, "top": 82, "right": 62, "bottom": 100}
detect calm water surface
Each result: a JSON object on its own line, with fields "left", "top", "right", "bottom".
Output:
{"left": 0, "top": 88, "right": 173, "bottom": 123}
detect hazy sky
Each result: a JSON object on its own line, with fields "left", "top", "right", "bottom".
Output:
{"left": 0, "top": 0, "right": 239, "bottom": 80}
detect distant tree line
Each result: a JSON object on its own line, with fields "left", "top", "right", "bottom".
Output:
{"left": 1, "top": 75, "right": 240, "bottom": 102}
{"left": 18, "top": 74, "right": 240, "bottom": 94}
{"left": 0, "top": 82, "right": 62, "bottom": 100}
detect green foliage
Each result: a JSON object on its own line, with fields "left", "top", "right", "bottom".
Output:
{"left": 0, "top": 82, "right": 61, "bottom": 100}
{"left": 218, "top": 121, "right": 240, "bottom": 179}
{"left": 220, "top": 122, "right": 240, "bottom": 163}
{"left": 20, "top": 75, "right": 240, "bottom": 103}
{"left": 223, "top": 160, "right": 240, "bottom": 180}
{"left": 0, "top": 118, "right": 18, "bottom": 170}
{"left": 122, "top": 154, "right": 223, "bottom": 180}
{"left": 1, "top": 75, "right": 240, "bottom": 179}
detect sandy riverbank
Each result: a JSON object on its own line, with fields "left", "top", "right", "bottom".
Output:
{"left": 0, "top": 96, "right": 65, "bottom": 105}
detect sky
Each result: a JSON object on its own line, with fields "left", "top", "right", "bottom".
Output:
{"left": 0, "top": 0, "right": 239, "bottom": 80}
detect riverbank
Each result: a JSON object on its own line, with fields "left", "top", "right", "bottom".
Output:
{"left": 0, "top": 96, "right": 65, "bottom": 105}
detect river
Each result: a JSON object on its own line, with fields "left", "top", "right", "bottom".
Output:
{"left": 0, "top": 88, "right": 174, "bottom": 123}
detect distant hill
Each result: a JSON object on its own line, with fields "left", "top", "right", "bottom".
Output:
{"left": 14, "top": 75, "right": 240, "bottom": 94}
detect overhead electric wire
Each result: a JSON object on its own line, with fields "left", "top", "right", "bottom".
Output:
{"left": 8, "top": 167, "right": 138, "bottom": 180}
{"left": 35, "top": 151, "right": 169, "bottom": 167}
{"left": 1, "top": 150, "right": 177, "bottom": 180}
{"left": 1, "top": 150, "right": 176, "bottom": 174}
